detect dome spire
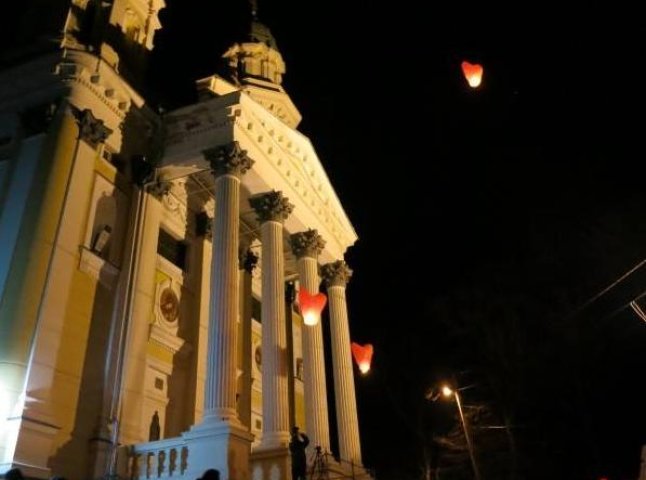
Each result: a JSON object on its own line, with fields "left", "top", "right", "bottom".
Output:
{"left": 250, "top": 0, "right": 258, "bottom": 19}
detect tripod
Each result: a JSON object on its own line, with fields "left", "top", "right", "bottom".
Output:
{"left": 308, "top": 446, "right": 328, "bottom": 480}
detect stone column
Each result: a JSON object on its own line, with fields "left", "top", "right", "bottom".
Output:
{"left": 237, "top": 246, "right": 258, "bottom": 429}
{"left": 202, "top": 142, "right": 254, "bottom": 422}
{"left": 192, "top": 210, "right": 213, "bottom": 423}
{"left": 290, "top": 230, "right": 330, "bottom": 453}
{"left": 183, "top": 143, "right": 254, "bottom": 480}
{"left": 321, "top": 261, "right": 362, "bottom": 465}
{"left": 249, "top": 191, "right": 294, "bottom": 448}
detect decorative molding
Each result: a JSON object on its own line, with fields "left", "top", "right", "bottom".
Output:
{"left": 156, "top": 255, "right": 184, "bottom": 282}
{"left": 248, "top": 190, "right": 294, "bottom": 224}
{"left": 73, "top": 107, "right": 113, "bottom": 148}
{"left": 203, "top": 141, "right": 254, "bottom": 179}
{"left": 149, "top": 324, "right": 186, "bottom": 356}
{"left": 321, "top": 260, "right": 352, "bottom": 288}
{"left": 289, "top": 229, "right": 325, "bottom": 259}
{"left": 78, "top": 247, "right": 120, "bottom": 289}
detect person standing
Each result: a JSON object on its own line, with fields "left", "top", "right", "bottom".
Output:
{"left": 289, "top": 426, "right": 310, "bottom": 480}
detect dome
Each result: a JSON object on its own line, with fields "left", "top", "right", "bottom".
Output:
{"left": 249, "top": 19, "right": 278, "bottom": 50}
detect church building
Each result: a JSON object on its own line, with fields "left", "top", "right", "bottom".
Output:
{"left": 0, "top": 2, "right": 367, "bottom": 479}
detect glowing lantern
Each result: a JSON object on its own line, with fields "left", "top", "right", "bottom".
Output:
{"left": 461, "top": 61, "right": 484, "bottom": 88}
{"left": 351, "top": 342, "right": 373, "bottom": 374}
{"left": 298, "top": 288, "right": 327, "bottom": 326}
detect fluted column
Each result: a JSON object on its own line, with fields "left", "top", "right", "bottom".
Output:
{"left": 290, "top": 230, "right": 330, "bottom": 453}
{"left": 249, "top": 191, "right": 294, "bottom": 448}
{"left": 237, "top": 246, "right": 258, "bottom": 428}
{"left": 202, "top": 142, "right": 254, "bottom": 422}
{"left": 321, "top": 261, "right": 362, "bottom": 465}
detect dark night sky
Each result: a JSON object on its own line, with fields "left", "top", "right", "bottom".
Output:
{"left": 4, "top": 1, "right": 646, "bottom": 479}
{"left": 147, "top": 3, "right": 646, "bottom": 478}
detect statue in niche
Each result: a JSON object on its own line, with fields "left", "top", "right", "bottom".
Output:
{"left": 149, "top": 410, "right": 160, "bottom": 441}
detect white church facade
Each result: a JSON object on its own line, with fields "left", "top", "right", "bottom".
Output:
{"left": 0, "top": 2, "right": 368, "bottom": 479}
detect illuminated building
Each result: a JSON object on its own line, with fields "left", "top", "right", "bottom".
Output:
{"left": 0, "top": 2, "right": 368, "bottom": 479}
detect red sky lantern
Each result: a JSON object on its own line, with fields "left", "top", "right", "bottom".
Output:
{"left": 461, "top": 61, "right": 484, "bottom": 88}
{"left": 298, "top": 288, "right": 327, "bottom": 326}
{"left": 351, "top": 342, "right": 373, "bottom": 374}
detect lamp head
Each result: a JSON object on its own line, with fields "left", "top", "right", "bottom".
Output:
{"left": 442, "top": 386, "right": 454, "bottom": 397}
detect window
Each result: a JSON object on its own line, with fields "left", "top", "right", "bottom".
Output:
{"left": 157, "top": 229, "right": 187, "bottom": 270}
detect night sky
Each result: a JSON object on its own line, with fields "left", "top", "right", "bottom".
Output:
{"left": 147, "top": 3, "right": 646, "bottom": 479}
{"left": 5, "top": 1, "right": 646, "bottom": 479}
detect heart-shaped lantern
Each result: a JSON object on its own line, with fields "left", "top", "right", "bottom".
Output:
{"left": 461, "top": 61, "right": 484, "bottom": 88}
{"left": 351, "top": 342, "right": 374, "bottom": 374}
{"left": 298, "top": 288, "right": 327, "bottom": 326}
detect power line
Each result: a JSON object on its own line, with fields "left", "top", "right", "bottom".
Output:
{"left": 566, "top": 256, "right": 646, "bottom": 321}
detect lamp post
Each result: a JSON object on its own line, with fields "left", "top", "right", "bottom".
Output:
{"left": 442, "top": 386, "right": 482, "bottom": 480}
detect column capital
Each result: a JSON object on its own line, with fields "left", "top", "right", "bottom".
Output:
{"left": 203, "top": 141, "right": 254, "bottom": 179}
{"left": 73, "top": 107, "right": 112, "bottom": 148}
{"left": 290, "top": 229, "right": 326, "bottom": 259}
{"left": 321, "top": 260, "right": 353, "bottom": 288}
{"left": 238, "top": 247, "right": 259, "bottom": 273}
{"left": 249, "top": 190, "right": 294, "bottom": 224}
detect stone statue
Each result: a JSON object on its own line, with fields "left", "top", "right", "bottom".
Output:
{"left": 149, "top": 410, "right": 161, "bottom": 441}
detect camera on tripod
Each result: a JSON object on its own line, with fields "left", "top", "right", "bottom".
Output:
{"left": 309, "top": 445, "right": 327, "bottom": 480}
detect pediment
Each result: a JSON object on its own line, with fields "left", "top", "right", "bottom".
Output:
{"left": 161, "top": 91, "right": 357, "bottom": 262}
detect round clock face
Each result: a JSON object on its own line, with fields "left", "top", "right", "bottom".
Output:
{"left": 160, "top": 288, "right": 179, "bottom": 323}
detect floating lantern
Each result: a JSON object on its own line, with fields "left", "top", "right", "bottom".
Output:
{"left": 298, "top": 288, "right": 327, "bottom": 326}
{"left": 461, "top": 61, "right": 484, "bottom": 88}
{"left": 351, "top": 342, "right": 373, "bottom": 374}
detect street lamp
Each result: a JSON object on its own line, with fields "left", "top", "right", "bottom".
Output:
{"left": 442, "top": 385, "right": 482, "bottom": 480}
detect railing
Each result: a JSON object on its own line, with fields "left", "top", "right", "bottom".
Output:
{"left": 128, "top": 438, "right": 190, "bottom": 479}
{"left": 309, "top": 451, "right": 374, "bottom": 480}
{"left": 125, "top": 438, "right": 374, "bottom": 480}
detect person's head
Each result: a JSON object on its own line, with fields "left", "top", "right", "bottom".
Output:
{"left": 291, "top": 426, "right": 299, "bottom": 437}
{"left": 5, "top": 469, "right": 24, "bottom": 480}
{"left": 201, "top": 469, "right": 219, "bottom": 480}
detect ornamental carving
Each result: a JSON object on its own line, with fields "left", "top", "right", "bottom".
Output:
{"left": 147, "top": 180, "right": 171, "bottom": 199}
{"left": 203, "top": 141, "right": 254, "bottom": 178}
{"left": 321, "top": 260, "right": 353, "bottom": 288}
{"left": 239, "top": 248, "right": 259, "bottom": 273}
{"left": 154, "top": 278, "right": 181, "bottom": 334}
{"left": 290, "top": 229, "right": 325, "bottom": 259}
{"left": 73, "top": 108, "right": 112, "bottom": 148}
{"left": 249, "top": 190, "right": 294, "bottom": 224}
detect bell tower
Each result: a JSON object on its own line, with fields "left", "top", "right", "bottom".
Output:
{"left": 199, "top": 0, "right": 302, "bottom": 128}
